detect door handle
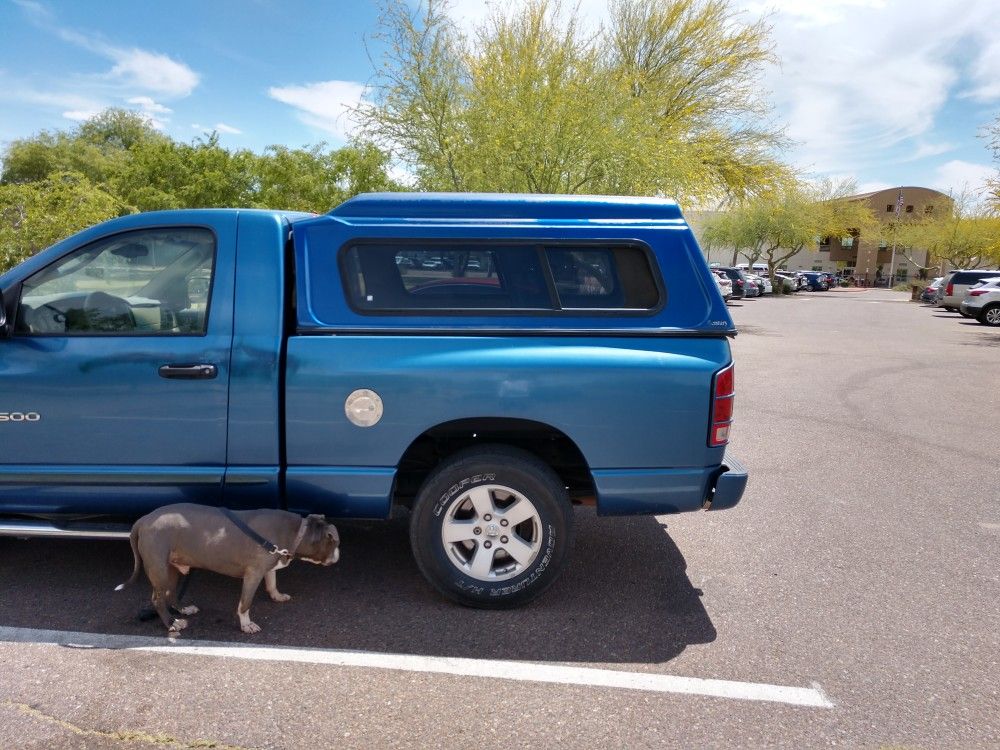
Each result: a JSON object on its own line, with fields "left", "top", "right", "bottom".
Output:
{"left": 158, "top": 363, "right": 218, "bottom": 380}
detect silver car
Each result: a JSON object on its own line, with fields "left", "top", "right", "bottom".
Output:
{"left": 937, "top": 269, "right": 1000, "bottom": 314}
{"left": 960, "top": 278, "right": 1000, "bottom": 326}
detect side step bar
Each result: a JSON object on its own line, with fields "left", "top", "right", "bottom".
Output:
{"left": 0, "top": 520, "right": 131, "bottom": 540}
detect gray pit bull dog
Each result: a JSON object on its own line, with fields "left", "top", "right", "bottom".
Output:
{"left": 116, "top": 503, "right": 340, "bottom": 635}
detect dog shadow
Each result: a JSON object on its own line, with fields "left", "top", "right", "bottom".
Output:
{"left": 0, "top": 508, "right": 716, "bottom": 664}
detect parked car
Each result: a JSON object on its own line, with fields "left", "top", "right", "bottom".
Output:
{"left": 0, "top": 192, "right": 747, "bottom": 609}
{"left": 744, "top": 277, "right": 760, "bottom": 297}
{"left": 713, "top": 270, "right": 733, "bottom": 301}
{"left": 800, "top": 272, "right": 829, "bottom": 291}
{"left": 736, "top": 263, "right": 769, "bottom": 277}
{"left": 772, "top": 272, "right": 797, "bottom": 293}
{"left": 716, "top": 266, "right": 749, "bottom": 299}
{"left": 937, "top": 269, "right": 1000, "bottom": 314}
{"left": 920, "top": 276, "right": 944, "bottom": 303}
{"left": 819, "top": 272, "right": 837, "bottom": 288}
{"left": 746, "top": 273, "right": 772, "bottom": 294}
{"left": 960, "top": 278, "right": 1000, "bottom": 326}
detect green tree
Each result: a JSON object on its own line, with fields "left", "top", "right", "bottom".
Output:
{"left": 0, "top": 172, "right": 121, "bottom": 272}
{"left": 701, "top": 181, "right": 878, "bottom": 292}
{"left": 895, "top": 190, "right": 1000, "bottom": 270}
{"left": 358, "top": 0, "right": 789, "bottom": 203}
{"left": 111, "top": 133, "right": 258, "bottom": 212}
{"left": 254, "top": 142, "right": 401, "bottom": 212}
{"left": 1, "top": 109, "right": 401, "bottom": 269}
{"left": 984, "top": 115, "right": 1000, "bottom": 211}
{"left": 700, "top": 205, "right": 769, "bottom": 267}
{"left": 2, "top": 110, "right": 164, "bottom": 187}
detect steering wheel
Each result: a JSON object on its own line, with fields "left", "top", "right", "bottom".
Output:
{"left": 82, "top": 291, "right": 135, "bottom": 332}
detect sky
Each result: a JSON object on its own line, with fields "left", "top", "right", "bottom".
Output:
{"left": 1, "top": 0, "right": 998, "bottom": 200}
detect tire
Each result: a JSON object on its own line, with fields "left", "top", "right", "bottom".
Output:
{"left": 409, "top": 445, "right": 573, "bottom": 609}
{"left": 979, "top": 303, "right": 1000, "bottom": 327}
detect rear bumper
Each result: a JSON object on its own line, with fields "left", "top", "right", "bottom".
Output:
{"left": 592, "top": 454, "right": 748, "bottom": 516}
{"left": 704, "top": 455, "right": 749, "bottom": 511}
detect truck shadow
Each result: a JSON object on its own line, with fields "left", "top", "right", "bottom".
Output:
{"left": 0, "top": 508, "right": 715, "bottom": 664}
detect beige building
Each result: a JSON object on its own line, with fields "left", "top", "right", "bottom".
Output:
{"left": 691, "top": 186, "right": 953, "bottom": 284}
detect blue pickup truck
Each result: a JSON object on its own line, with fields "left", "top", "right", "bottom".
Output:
{"left": 0, "top": 193, "right": 746, "bottom": 607}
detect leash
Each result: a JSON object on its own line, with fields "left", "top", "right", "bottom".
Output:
{"left": 220, "top": 508, "right": 307, "bottom": 559}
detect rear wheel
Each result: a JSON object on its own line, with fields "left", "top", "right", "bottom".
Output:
{"left": 409, "top": 446, "right": 573, "bottom": 608}
{"left": 979, "top": 304, "right": 1000, "bottom": 327}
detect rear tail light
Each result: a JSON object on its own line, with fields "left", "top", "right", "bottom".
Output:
{"left": 946, "top": 283, "right": 954, "bottom": 296}
{"left": 969, "top": 289, "right": 988, "bottom": 296}
{"left": 709, "top": 363, "right": 735, "bottom": 447}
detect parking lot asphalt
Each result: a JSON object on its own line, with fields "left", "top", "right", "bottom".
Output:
{"left": 1, "top": 289, "right": 998, "bottom": 749}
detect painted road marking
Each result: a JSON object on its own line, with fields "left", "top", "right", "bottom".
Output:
{"left": 0, "top": 626, "right": 833, "bottom": 709}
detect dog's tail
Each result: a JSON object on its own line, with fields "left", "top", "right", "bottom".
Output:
{"left": 115, "top": 527, "right": 142, "bottom": 591}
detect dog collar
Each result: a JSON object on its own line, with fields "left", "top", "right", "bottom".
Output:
{"left": 287, "top": 518, "right": 309, "bottom": 558}
{"left": 220, "top": 508, "right": 308, "bottom": 561}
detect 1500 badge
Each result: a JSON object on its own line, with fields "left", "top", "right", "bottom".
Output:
{"left": 0, "top": 412, "right": 41, "bottom": 422}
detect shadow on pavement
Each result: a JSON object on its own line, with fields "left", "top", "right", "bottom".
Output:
{"left": 0, "top": 508, "right": 715, "bottom": 664}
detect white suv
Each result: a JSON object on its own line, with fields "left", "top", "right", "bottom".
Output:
{"left": 938, "top": 269, "right": 1000, "bottom": 314}
{"left": 960, "top": 278, "right": 1000, "bottom": 326}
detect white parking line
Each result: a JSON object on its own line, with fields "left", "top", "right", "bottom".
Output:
{"left": 0, "top": 626, "right": 833, "bottom": 709}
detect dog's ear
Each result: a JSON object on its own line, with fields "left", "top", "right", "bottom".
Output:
{"left": 325, "top": 524, "right": 340, "bottom": 543}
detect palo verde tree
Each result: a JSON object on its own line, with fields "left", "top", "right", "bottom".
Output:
{"left": 894, "top": 189, "right": 1000, "bottom": 271}
{"left": 701, "top": 180, "right": 878, "bottom": 292}
{"left": 357, "top": 0, "right": 790, "bottom": 203}
{"left": 984, "top": 114, "right": 1000, "bottom": 211}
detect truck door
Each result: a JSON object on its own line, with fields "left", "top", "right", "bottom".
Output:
{"left": 0, "top": 218, "right": 236, "bottom": 517}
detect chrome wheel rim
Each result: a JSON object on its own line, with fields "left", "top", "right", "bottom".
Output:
{"left": 440, "top": 484, "right": 542, "bottom": 582}
{"left": 986, "top": 307, "right": 1000, "bottom": 325}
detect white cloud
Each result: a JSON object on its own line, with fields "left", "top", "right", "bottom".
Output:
{"left": 964, "top": 35, "right": 1000, "bottom": 101}
{"left": 906, "top": 142, "right": 957, "bottom": 162}
{"left": 739, "top": 0, "right": 1000, "bottom": 175}
{"left": 17, "top": 2, "right": 199, "bottom": 99}
{"left": 268, "top": 80, "right": 365, "bottom": 140}
{"left": 61, "top": 109, "right": 100, "bottom": 121}
{"left": 107, "top": 48, "right": 199, "bottom": 97}
{"left": 932, "top": 160, "right": 995, "bottom": 197}
{"left": 213, "top": 122, "right": 242, "bottom": 135}
{"left": 0, "top": 84, "right": 103, "bottom": 123}
{"left": 193, "top": 122, "right": 243, "bottom": 135}
{"left": 743, "top": 0, "right": 888, "bottom": 27}
{"left": 124, "top": 96, "right": 172, "bottom": 129}
{"left": 126, "top": 95, "right": 171, "bottom": 115}
{"left": 856, "top": 180, "right": 894, "bottom": 194}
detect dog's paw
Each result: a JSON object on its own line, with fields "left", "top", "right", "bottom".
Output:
{"left": 241, "top": 621, "right": 262, "bottom": 634}
{"left": 178, "top": 605, "right": 200, "bottom": 616}
{"left": 168, "top": 618, "right": 188, "bottom": 632}
{"left": 269, "top": 593, "right": 292, "bottom": 603}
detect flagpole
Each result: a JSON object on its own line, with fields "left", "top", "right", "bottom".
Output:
{"left": 888, "top": 188, "right": 902, "bottom": 288}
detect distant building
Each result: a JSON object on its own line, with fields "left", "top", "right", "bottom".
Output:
{"left": 690, "top": 186, "right": 953, "bottom": 284}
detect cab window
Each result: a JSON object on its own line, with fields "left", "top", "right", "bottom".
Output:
{"left": 16, "top": 228, "right": 216, "bottom": 336}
